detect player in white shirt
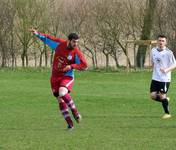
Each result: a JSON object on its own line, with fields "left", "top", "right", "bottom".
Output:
{"left": 150, "top": 35, "right": 176, "bottom": 119}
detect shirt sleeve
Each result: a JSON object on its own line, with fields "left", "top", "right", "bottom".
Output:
{"left": 71, "top": 49, "right": 88, "bottom": 70}
{"left": 34, "top": 32, "right": 64, "bottom": 51}
{"left": 170, "top": 52, "right": 176, "bottom": 65}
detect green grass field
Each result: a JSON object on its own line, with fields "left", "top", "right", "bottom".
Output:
{"left": 1, "top": 68, "right": 176, "bottom": 150}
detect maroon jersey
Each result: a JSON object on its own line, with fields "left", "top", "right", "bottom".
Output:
{"left": 35, "top": 32, "right": 88, "bottom": 78}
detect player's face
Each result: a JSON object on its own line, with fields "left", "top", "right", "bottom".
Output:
{"left": 157, "top": 37, "right": 167, "bottom": 49}
{"left": 68, "top": 39, "right": 78, "bottom": 50}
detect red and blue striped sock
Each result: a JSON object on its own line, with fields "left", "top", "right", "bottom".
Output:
{"left": 62, "top": 94, "right": 79, "bottom": 117}
{"left": 59, "top": 98, "right": 73, "bottom": 127}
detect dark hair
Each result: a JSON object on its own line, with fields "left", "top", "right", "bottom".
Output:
{"left": 68, "top": 33, "right": 79, "bottom": 40}
{"left": 157, "top": 34, "right": 167, "bottom": 39}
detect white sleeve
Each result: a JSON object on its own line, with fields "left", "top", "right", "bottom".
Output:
{"left": 170, "top": 52, "right": 176, "bottom": 65}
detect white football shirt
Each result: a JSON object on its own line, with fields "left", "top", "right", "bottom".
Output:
{"left": 151, "top": 47, "right": 176, "bottom": 82}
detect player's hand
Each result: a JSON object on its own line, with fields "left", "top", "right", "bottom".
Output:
{"left": 29, "top": 28, "right": 38, "bottom": 34}
{"left": 63, "top": 65, "right": 72, "bottom": 72}
{"left": 160, "top": 68, "right": 167, "bottom": 73}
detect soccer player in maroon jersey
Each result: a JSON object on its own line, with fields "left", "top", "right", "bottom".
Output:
{"left": 30, "top": 29, "right": 88, "bottom": 129}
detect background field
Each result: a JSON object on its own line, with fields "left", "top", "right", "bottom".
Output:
{"left": 0, "top": 68, "right": 176, "bottom": 150}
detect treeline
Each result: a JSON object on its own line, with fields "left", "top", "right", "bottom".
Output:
{"left": 0, "top": 0, "right": 176, "bottom": 68}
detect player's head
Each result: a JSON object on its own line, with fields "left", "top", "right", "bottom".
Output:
{"left": 157, "top": 34, "right": 167, "bottom": 49}
{"left": 67, "top": 33, "right": 79, "bottom": 50}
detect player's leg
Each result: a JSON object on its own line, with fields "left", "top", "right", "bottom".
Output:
{"left": 150, "top": 80, "right": 162, "bottom": 102}
{"left": 59, "top": 76, "right": 81, "bottom": 123}
{"left": 58, "top": 97, "right": 74, "bottom": 128}
{"left": 51, "top": 77, "right": 73, "bottom": 129}
{"left": 160, "top": 93, "right": 170, "bottom": 114}
{"left": 60, "top": 90, "right": 81, "bottom": 123}
{"left": 159, "top": 82, "right": 171, "bottom": 119}
{"left": 150, "top": 92, "right": 162, "bottom": 102}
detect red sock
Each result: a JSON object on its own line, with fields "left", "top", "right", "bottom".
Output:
{"left": 58, "top": 98, "right": 73, "bottom": 127}
{"left": 62, "top": 94, "right": 79, "bottom": 117}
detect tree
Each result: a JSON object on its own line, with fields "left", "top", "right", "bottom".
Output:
{"left": 167, "top": 0, "right": 176, "bottom": 56}
{"left": 94, "top": 0, "right": 133, "bottom": 68}
{"left": 0, "top": 0, "right": 15, "bottom": 67}
{"left": 136, "top": 0, "right": 157, "bottom": 68}
{"left": 36, "top": 0, "right": 53, "bottom": 67}
{"left": 14, "top": 0, "right": 43, "bottom": 67}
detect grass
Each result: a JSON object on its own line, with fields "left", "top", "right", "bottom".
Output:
{"left": 0, "top": 68, "right": 176, "bottom": 150}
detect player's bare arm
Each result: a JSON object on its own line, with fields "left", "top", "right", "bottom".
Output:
{"left": 160, "top": 64, "right": 176, "bottom": 73}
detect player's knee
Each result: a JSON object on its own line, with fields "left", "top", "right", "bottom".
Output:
{"left": 160, "top": 94, "right": 166, "bottom": 100}
{"left": 150, "top": 93, "right": 156, "bottom": 100}
{"left": 59, "top": 87, "right": 68, "bottom": 97}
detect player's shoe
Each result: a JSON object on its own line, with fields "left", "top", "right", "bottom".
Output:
{"left": 74, "top": 114, "right": 82, "bottom": 123}
{"left": 162, "top": 114, "right": 171, "bottom": 119}
{"left": 67, "top": 124, "right": 74, "bottom": 130}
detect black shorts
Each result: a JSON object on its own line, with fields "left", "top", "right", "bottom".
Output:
{"left": 150, "top": 80, "right": 170, "bottom": 94}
